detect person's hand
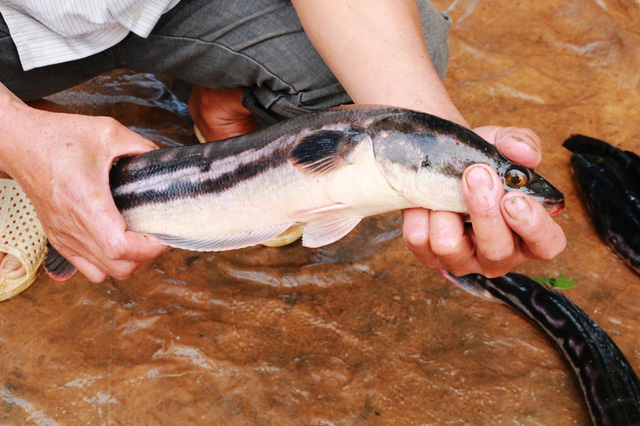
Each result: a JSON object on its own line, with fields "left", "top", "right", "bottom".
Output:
{"left": 2, "top": 104, "right": 168, "bottom": 282}
{"left": 402, "top": 126, "right": 566, "bottom": 278}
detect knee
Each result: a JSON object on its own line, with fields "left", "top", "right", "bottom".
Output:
{"left": 416, "top": 0, "right": 452, "bottom": 81}
{"left": 242, "top": 1, "right": 452, "bottom": 124}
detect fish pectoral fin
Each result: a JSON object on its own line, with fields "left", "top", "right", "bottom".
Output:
{"left": 150, "top": 223, "right": 294, "bottom": 252}
{"left": 290, "top": 130, "right": 357, "bottom": 176}
{"left": 301, "top": 214, "right": 364, "bottom": 248}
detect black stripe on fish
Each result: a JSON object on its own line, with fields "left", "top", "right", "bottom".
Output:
{"left": 111, "top": 107, "right": 399, "bottom": 186}
{"left": 110, "top": 132, "right": 286, "bottom": 188}
{"left": 111, "top": 127, "right": 365, "bottom": 212}
{"left": 111, "top": 144, "right": 291, "bottom": 212}
{"left": 442, "top": 271, "right": 640, "bottom": 426}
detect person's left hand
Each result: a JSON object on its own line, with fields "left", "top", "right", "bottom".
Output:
{"left": 402, "top": 126, "right": 566, "bottom": 278}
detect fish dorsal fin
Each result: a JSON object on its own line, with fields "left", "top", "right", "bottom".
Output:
{"left": 290, "top": 130, "right": 358, "bottom": 176}
{"left": 301, "top": 214, "right": 364, "bottom": 248}
{"left": 151, "top": 223, "right": 293, "bottom": 252}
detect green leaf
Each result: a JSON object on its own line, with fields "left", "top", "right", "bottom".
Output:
{"left": 533, "top": 274, "right": 577, "bottom": 290}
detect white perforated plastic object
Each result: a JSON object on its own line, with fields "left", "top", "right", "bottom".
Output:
{"left": 0, "top": 179, "right": 47, "bottom": 301}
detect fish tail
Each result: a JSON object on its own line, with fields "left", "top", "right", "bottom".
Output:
{"left": 44, "top": 242, "right": 77, "bottom": 281}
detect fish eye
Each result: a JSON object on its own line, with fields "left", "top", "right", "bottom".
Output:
{"left": 505, "top": 168, "right": 528, "bottom": 188}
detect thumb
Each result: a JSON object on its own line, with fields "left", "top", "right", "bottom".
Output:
{"left": 111, "top": 127, "right": 160, "bottom": 159}
{"left": 473, "top": 126, "right": 542, "bottom": 168}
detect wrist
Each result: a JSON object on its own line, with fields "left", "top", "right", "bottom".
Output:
{"left": 353, "top": 86, "right": 469, "bottom": 129}
{"left": 0, "top": 87, "right": 33, "bottom": 176}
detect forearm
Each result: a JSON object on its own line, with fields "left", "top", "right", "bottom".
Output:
{"left": 291, "top": 0, "right": 467, "bottom": 126}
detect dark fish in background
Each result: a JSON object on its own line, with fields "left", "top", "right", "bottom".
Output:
{"left": 45, "top": 106, "right": 564, "bottom": 280}
{"left": 441, "top": 271, "right": 640, "bottom": 426}
{"left": 564, "top": 134, "right": 640, "bottom": 275}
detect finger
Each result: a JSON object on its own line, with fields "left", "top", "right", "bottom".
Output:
{"left": 79, "top": 231, "right": 162, "bottom": 279}
{"left": 71, "top": 251, "right": 142, "bottom": 282}
{"left": 113, "top": 131, "right": 160, "bottom": 156}
{"left": 474, "top": 126, "right": 542, "bottom": 168}
{"left": 85, "top": 204, "right": 166, "bottom": 259}
{"left": 67, "top": 207, "right": 157, "bottom": 278}
{"left": 462, "top": 164, "right": 515, "bottom": 271}
{"left": 67, "top": 255, "right": 109, "bottom": 283}
{"left": 50, "top": 219, "right": 130, "bottom": 279}
{"left": 73, "top": 180, "right": 131, "bottom": 261}
{"left": 72, "top": 212, "right": 128, "bottom": 271}
{"left": 122, "top": 232, "right": 170, "bottom": 262}
{"left": 501, "top": 192, "right": 567, "bottom": 261}
{"left": 94, "top": 116, "right": 160, "bottom": 158}
{"left": 107, "top": 260, "right": 143, "bottom": 280}
{"left": 403, "top": 208, "right": 443, "bottom": 269}
{"left": 428, "top": 210, "right": 476, "bottom": 274}
{"left": 52, "top": 236, "right": 140, "bottom": 282}
{"left": 58, "top": 183, "right": 151, "bottom": 277}
{"left": 71, "top": 232, "right": 146, "bottom": 280}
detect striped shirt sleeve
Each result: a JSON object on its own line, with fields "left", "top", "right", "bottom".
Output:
{"left": 0, "top": 0, "right": 180, "bottom": 71}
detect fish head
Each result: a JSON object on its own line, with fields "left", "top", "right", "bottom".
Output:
{"left": 369, "top": 110, "right": 564, "bottom": 216}
{"left": 370, "top": 128, "right": 467, "bottom": 212}
{"left": 495, "top": 161, "right": 565, "bottom": 216}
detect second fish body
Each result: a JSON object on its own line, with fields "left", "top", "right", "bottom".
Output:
{"left": 564, "top": 134, "right": 640, "bottom": 275}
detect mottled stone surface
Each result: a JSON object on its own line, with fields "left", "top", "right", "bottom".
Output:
{"left": 1, "top": 1, "right": 640, "bottom": 424}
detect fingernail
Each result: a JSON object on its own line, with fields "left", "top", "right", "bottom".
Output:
{"left": 509, "top": 133, "right": 540, "bottom": 155}
{"left": 504, "top": 195, "right": 532, "bottom": 220}
{"left": 465, "top": 166, "right": 493, "bottom": 195}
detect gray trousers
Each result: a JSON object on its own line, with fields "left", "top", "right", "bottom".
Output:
{"left": 0, "top": 0, "right": 451, "bottom": 125}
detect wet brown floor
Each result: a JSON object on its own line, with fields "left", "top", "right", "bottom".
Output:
{"left": 1, "top": 0, "right": 640, "bottom": 424}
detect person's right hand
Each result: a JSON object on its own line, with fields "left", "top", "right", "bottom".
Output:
{"left": 403, "top": 126, "right": 566, "bottom": 278}
{"left": 1, "top": 102, "right": 168, "bottom": 282}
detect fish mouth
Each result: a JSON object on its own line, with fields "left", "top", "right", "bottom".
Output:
{"left": 532, "top": 195, "right": 564, "bottom": 217}
{"left": 540, "top": 197, "right": 565, "bottom": 217}
{"left": 521, "top": 174, "right": 565, "bottom": 217}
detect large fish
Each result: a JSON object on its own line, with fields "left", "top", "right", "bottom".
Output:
{"left": 45, "top": 106, "right": 564, "bottom": 280}
{"left": 442, "top": 271, "right": 640, "bottom": 426}
{"left": 563, "top": 134, "right": 640, "bottom": 276}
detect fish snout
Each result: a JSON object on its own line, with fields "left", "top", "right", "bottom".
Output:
{"left": 518, "top": 174, "right": 565, "bottom": 217}
{"left": 529, "top": 181, "right": 565, "bottom": 217}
